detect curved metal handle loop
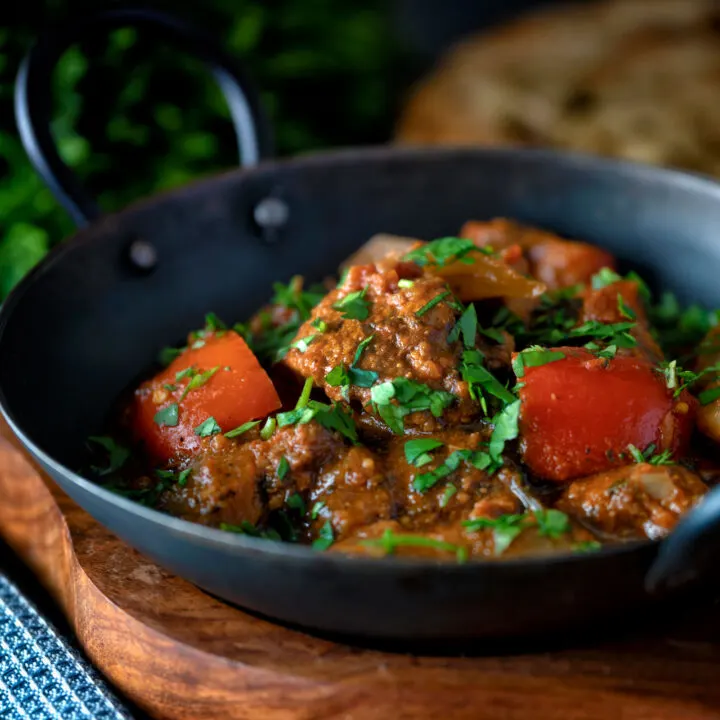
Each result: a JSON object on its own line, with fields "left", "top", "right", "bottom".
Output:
{"left": 14, "top": 7, "right": 272, "bottom": 227}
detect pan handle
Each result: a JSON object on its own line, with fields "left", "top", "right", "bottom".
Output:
{"left": 645, "top": 483, "right": 720, "bottom": 595}
{"left": 14, "top": 7, "right": 272, "bottom": 228}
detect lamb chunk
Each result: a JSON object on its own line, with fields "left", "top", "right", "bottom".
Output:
{"left": 557, "top": 463, "right": 708, "bottom": 540}
{"left": 460, "top": 218, "right": 615, "bottom": 289}
{"left": 282, "top": 261, "right": 478, "bottom": 431}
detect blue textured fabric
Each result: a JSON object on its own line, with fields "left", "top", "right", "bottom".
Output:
{"left": 0, "top": 573, "right": 132, "bottom": 719}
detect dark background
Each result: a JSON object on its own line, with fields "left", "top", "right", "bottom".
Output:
{"left": 0, "top": 0, "right": 581, "bottom": 300}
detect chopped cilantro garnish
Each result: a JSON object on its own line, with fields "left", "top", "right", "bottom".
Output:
{"left": 180, "top": 366, "right": 219, "bottom": 400}
{"left": 439, "top": 484, "right": 457, "bottom": 508}
{"left": 297, "top": 377, "right": 313, "bottom": 408}
{"left": 460, "top": 349, "right": 516, "bottom": 414}
{"left": 448, "top": 304, "right": 477, "bottom": 347}
{"left": 326, "top": 335, "right": 378, "bottom": 393}
{"left": 204, "top": 312, "right": 227, "bottom": 331}
{"left": 591, "top": 267, "right": 623, "bottom": 289}
{"left": 87, "top": 436, "right": 130, "bottom": 476}
{"left": 573, "top": 540, "right": 602, "bottom": 553}
{"left": 194, "top": 416, "right": 222, "bottom": 437}
{"left": 404, "top": 438, "right": 444, "bottom": 467}
{"left": 175, "top": 366, "right": 197, "bottom": 382}
{"left": 158, "top": 346, "right": 184, "bottom": 366}
{"left": 225, "top": 420, "right": 261, "bottom": 438}
{"left": 569, "top": 320, "right": 637, "bottom": 348}
{"left": 312, "top": 520, "right": 334, "bottom": 550}
{"left": 649, "top": 292, "right": 719, "bottom": 353}
{"left": 260, "top": 417, "right": 277, "bottom": 440}
{"left": 311, "top": 318, "right": 328, "bottom": 332}
{"left": 277, "top": 456, "right": 290, "bottom": 480}
{"left": 154, "top": 403, "right": 179, "bottom": 427}
{"left": 332, "top": 286, "right": 370, "bottom": 320}
{"left": 533, "top": 509, "right": 571, "bottom": 538}
{"left": 463, "top": 513, "right": 527, "bottom": 556}
{"left": 220, "top": 521, "right": 282, "bottom": 541}
{"left": 627, "top": 443, "right": 674, "bottom": 465}
{"left": 361, "top": 528, "right": 468, "bottom": 563}
{"left": 585, "top": 342, "right": 618, "bottom": 360}
{"left": 617, "top": 294, "right": 637, "bottom": 320}
{"left": 398, "top": 278, "right": 415, "bottom": 289}
{"left": 512, "top": 347, "right": 565, "bottom": 378}
{"left": 416, "top": 290, "right": 451, "bottom": 317}
{"left": 163, "top": 383, "right": 177, "bottom": 392}
{"left": 155, "top": 467, "right": 191, "bottom": 488}
{"left": 699, "top": 386, "right": 720, "bottom": 405}
{"left": 291, "top": 334, "right": 317, "bottom": 353}
{"left": 413, "top": 448, "right": 492, "bottom": 493}
{"left": 271, "top": 276, "right": 326, "bottom": 320}
{"left": 404, "top": 237, "right": 476, "bottom": 268}
{"left": 310, "top": 501, "right": 326, "bottom": 520}
{"left": 370, "top": 378, "right": 455, "bottom": 434}
{"left": 488, "top": 399, "right": 521, "bottom": 465}
{"left": 286, "top": 493, "right": 305, "bottom": 513}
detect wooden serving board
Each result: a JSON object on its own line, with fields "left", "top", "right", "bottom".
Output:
{"left": 2, "top": 428, "right": 720, "bottom": 720}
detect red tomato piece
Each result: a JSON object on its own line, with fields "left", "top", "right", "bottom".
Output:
{"left": 132, "top": 332, "right": 281, "bottom": 462}
{"left": 516, "top": 348, "right": 696, "bottom": 482}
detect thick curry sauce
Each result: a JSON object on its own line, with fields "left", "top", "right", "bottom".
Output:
{"left": 90, "top": 219, "right": 720, "bottom": 561}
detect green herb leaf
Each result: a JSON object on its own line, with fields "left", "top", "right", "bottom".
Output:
{"left": 404, "top": 438, "right": 444, "bottom": 467}
{"left": 272, "top": 276, "right": 326, "bottom": 320}
{"left": 277, "top": 456, "right": 290, "bottom": 480}
{"left": 175, "top": 366, "right": 197, "bottom": 382}
{"left": 158, "top": 346, "right": 184, "bottom": 366}
{"left": 180, "top": 366, "right": 220, "bottom": 400}
{"left": 573, "top": 540, "right": 603, "bottom": 553}
{"left": 627, "top": 443, "right": 675, "bottom": 465}
{"left": 398, "top": 278, "right": 415, "bottom": 289}
{"left": 87, "top": 436, "right": 130, "bottom": 476}
{"left": 416, "top": 290, "right": 451, "bottom": 317}
{"left": 512, "top": 347, "right": 566, "bottom": 378}
{"left": 220, "top": 521, "right": 282, "bottom": 541}
{"left": 326, "top": 365, "right": 350, "bottom": 388}
{"left": 533, "top": 509, "right": 571, "bottom": 539}
{"left": 413, "top": 448, "right": 492, "bottom": 493}
{"left": 286, "top": 493, "right": 305, "bottom": 513}
{"left": 332, "top": 286, "right": 370, "bottom": 320}
{"left": 312, "top": 520, "right": 334, "bottom": 550}
{"left": 591, "top": 267, "right": 623, "bottom": 289}
{"left": 370, "top": 378, "right": 455, "bottom": 434}
{"left": 225, "top": 420, "right": 261, "bottom": 438}
{"left": 291, "top": 334, "right": 317, "bottom": 353}
{"left": 311, "top": 318, "right": 328, "bottom": 332}
{"left": 311, "top": 501, "right": 326, "bottom": 520}
{"left": 177, "top": 468, "right": 192, "bottom": 487}
{"left": 463, "top": 513, "right": 527, "bottom": 555}
{"left": 260, "top": 417, "right": 277, "bottom": 440}
{"left": 488, "top": 400, "right": 521, "bottom": 464}
{"left": 404, "top": 237, "right": 476, "bottom": 268}
{"left": 204, "top": 312, "right": 227, "bottom": 331}
{"left": 194, "top": 416, "right": 221, "bottom": 437}
{"left": 448, "top": 303, "right": 478, "bottom": 347}
{"left": 154, "top": 403, "right": 179, "bottom": 427}
{"left": 296, "top": 377, "right": 314, "bottom": 409}
{"left": 699, "top": 386, "right": 720, "bottom": 405}
{"left": 439, "top": 484, "right": 457, "bottom": 508}
{"left": 617, "top": 294, "right": 637, "bottom": 320}
{"left": 460, "top": 349, "right": 516, "bottom": 412}
{"left": 360, "top": 527, "right": 468, "bottom": 562}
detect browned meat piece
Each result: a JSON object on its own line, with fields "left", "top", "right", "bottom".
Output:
{"left": 460, "top": 218, "right": 616, "bottom": 289}
{"left": 282, "top": 260, "right": 478, "bottom": 432}
{"left": 557, "top": 463, "right": 708, "bottom": 540}
{"left": 383, "top": 429, "right": 523, "bottom": 522}
{"left": 581, "top": 279, "right": 663, "bottom": 362}
{"left": 160, "top": 422, "right": 343, "bottom": 527}
{"left": 308, "top": 444, "right": 393, "bottom": 543}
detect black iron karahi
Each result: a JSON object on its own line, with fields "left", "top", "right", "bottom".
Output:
{"left": 2, "top": 8, "right": 720, "bottom": 644}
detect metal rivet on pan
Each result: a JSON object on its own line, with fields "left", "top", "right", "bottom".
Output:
{"left": 253, "top": 197, "right": 289, "bottom": 243}
{"left": 127, "top": 239, "right": 158, "bottom": 273}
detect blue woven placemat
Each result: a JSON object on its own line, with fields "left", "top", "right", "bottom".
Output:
{"left": 0, "top": 573, "right": 133, "bottom": 720}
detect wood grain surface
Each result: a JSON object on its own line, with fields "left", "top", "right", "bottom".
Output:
{"left": 1, "top": 425, "right": 720, "bottom": 720}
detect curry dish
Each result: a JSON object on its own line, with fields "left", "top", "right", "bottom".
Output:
{"left": 89, "top": 219, "right": 720, "bottom": 561}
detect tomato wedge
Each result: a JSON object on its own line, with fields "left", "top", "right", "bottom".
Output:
{"left": 516, "top": 347, "right": 696, "bottom": 482}
{"left": 133, "top": 332, "right": 281, "bottom": 462}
